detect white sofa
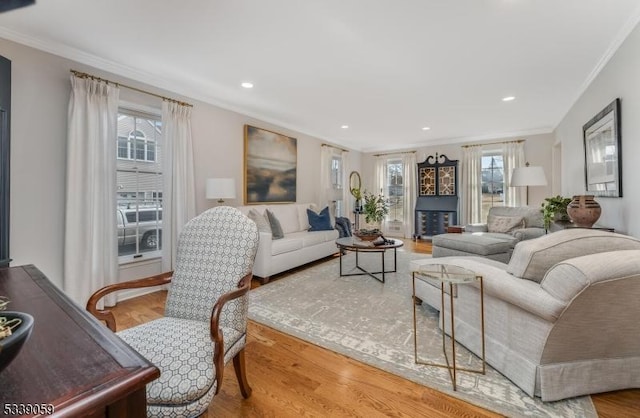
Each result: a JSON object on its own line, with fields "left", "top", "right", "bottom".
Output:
{"left": 412, "top": 229, "right": 640, "bottom": 401}
{"left": 237, "top": 203, "right": 339, "bottom": 282}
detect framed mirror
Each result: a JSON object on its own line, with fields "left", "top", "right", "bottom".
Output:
{"left": 349, "top": 171, "right": 362, "bottom": 199}
{"left": 583, "top": 98, "right": 622, "bottom": 197}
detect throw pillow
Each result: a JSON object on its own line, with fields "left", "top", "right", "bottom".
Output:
{"left": 265, "top": 209, "right": 284, "bottom": 239}
{"left": 247, "top": 209, "right": 272, "bottom": 234}
{"left": 487, "top": 215, "right": 524, "bottom": 234}
{"left": 307, "top": 206, "right": 333, "bottom": 231}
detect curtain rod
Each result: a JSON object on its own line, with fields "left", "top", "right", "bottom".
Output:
{"left": 321, "top": 143, "right": 349, "bottom": 153}
{"left": 461, "top": 139, "right": 524, "bottom": 148}
{"left": 372, "top": 150, "right": 416, "bottom": 157}
{"left": 70, "top": 70, "right": 193, "bottom": 108}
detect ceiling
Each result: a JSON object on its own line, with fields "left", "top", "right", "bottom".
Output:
{"left": 1, "top": 1, "right": 639, "bottom": 152}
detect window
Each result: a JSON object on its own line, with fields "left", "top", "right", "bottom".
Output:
{"left": 117, "top": 126, "right": 157, "bottom": 162}
{"left": 481, "top": 152, "right": 504, "bottom": 220}
{"left": 330, "top": 155, "right": 344, "bottom": 216}
{"left": 386, "top": 159, "right": 404, "bottom": 222}
{"left": 116, "top": 109, "right": 163, "bottom": 261}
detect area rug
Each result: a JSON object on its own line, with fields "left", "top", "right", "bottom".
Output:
{"left": 248, "top": 248, "right": 597, "bottom": 418}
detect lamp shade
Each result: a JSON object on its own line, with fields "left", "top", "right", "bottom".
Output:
{"left": 206, "top": 178, "right": 236, "bottom": 201}
{"left": 510, "top": 165, "right": 547, "bottom": 187}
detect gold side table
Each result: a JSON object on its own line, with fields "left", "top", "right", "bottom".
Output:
{"left": 412, "top": 263, "right": 485, "bottom": 391}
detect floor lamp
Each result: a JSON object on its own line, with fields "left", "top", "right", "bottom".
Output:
{"left": 510, "top": 163, "right": 547, "bottom": 205}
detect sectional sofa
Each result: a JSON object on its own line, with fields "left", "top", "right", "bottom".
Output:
{"left": 412, "top": 228, "right": 640, "bottom": 401}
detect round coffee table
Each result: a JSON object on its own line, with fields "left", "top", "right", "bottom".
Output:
{"left": 335, "top": 236, "right": 403, "bottom": 283}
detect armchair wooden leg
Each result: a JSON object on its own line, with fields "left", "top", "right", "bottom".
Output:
{"left": 233, "top": 349, "right": 252, "bottom": 398}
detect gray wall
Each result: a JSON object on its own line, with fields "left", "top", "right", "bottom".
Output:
{"left": 555, "top": 21, "right": 640, "bottom": 236}
{"left": 0, "top": 37, "right": 361, "bottom": 289}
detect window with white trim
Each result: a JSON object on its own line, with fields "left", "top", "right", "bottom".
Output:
{"left": 386, "top": 159, "right": 404, "bottom": 222}
{"left": 481, "top": 151, "right": 505, "bottom": 220}
{"left": 330, "top": 154, "right": 344, "bottom": 216}
{"left": 116, "top": 109, "right": 163, "bottom": 262}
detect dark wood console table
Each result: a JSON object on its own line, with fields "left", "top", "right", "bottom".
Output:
{"left": 0, "top": 265, "right": 159, "bottom": 417}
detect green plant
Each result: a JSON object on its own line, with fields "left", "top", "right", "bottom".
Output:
{"left": 541, "top": 195, "right": 572, "bottom": 230}
{"left": 362, "top": 191, "right": 389, "bottom": 225}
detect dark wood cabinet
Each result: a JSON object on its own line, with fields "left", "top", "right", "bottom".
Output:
{"left": 0, "top": 265, "right": 159, "bottom": 417}
{"left": 414, "top": 154, "right": 459, "bottom": 239}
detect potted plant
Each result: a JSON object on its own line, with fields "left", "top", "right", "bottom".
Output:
{"left": 355, "top": 191, "right": 389, "bottom": 240}
{"left": 541, "top": 195, "right": 572, "bottom": 230}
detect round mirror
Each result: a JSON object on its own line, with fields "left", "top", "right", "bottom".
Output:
{"left": 349, "top": 171, "right": 362, "bottom": 198}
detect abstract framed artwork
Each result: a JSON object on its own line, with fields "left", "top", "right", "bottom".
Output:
{"left": 244, "top": 125, "right": 297, "bottom": 204}
{"left": 582, "top": 98, "right": 622, "bottom": 197}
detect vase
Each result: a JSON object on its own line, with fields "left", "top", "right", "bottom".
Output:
{"left": 567, "top": 195, "right": 601, "bottom": 228}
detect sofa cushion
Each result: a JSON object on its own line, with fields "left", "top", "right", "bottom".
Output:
{"left": 507, "top": 229, "right": 640, "bottom": 283}
{"left": 267, "top": 205, "right": 301, "bottom": 234}
{"left": 307, "top": 206, "right": 333, "bottom": 231}
{"left": 488, "top": 206, "right": 544, "bottom": 229}
{"left": 297, "top": 204, "right": 312, "bottom": 231}
{"left": 487, "top": 215, "right": 524, "bottom": 233}
{"left": 271, "top": 236, "right": 303, "bottom": 255}
{"left": 433, "top": 232, "right": 516, "bottom": 256}
{"left": 265, "top": 209, "right": 284, "bottom": 239}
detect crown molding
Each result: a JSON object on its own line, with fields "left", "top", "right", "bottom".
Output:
{"left": 0, "top": 26, "right": 349, "bottom": 150}
{"left": 359, "top": 127, "right": 554, "bottom": 154}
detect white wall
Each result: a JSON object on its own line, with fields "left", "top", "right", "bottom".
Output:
{"left": 555, "top": 21, "right": 640, "bottom": 236}
{"left": 0, "top": 37, "right": 360, "bottom": 289}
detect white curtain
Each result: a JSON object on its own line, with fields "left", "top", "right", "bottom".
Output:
{"left": 340, "top": 150, "right": 350, "bottom": 217}
{"left": 461, "top": 145, "right": 483, "bottom": 224}
{"left": 64, "top": 75, "right": 119, "bottom": 306}
{"left": 503, "top": 141, "right": 526, "bottom": 206}
{"left": 319, "top": 145, "right": 332, "bottom": 210}
{"left": 162, "top": 101, "right": 196, "bottom": 272}
{"left": 402, "top": 153, "right": 417, "bottom": 238}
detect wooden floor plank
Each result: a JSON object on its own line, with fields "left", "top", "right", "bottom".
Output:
{"left": 110, "top": 238, "right": 639, "bottom": 417}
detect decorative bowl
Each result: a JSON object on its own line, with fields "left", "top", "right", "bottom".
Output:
{"left": 354, "top": 230, "right": 383, "bottom": 241}
{"left": 0, "top": 311, "right": 34, "bottom": 374}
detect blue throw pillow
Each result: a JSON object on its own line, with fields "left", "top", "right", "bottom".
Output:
{"left": 307, "top": 206, "right": 333, "bottom": 231}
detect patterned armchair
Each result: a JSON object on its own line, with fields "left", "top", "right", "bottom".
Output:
{"left": 87, "top": 206, "right": 259, "bottom": 417}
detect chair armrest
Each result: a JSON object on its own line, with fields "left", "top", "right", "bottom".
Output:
{"left": 512, "top": 227, "right": 545, "bottom": 241}
{"left": 209, "top": 272, "right": 253, "bottom": 394}
{"left": 86, "top": 271, "right": 173, "bottom": 331}
{"left": 465, "top": 223, "right": 488, "bottom": 233}
{"left": 209, "top": 272, "right": 252, "bottom": 341}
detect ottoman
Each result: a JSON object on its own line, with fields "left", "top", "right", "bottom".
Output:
{"left": 432, "top": 232, "right": 517, "bottom": 263}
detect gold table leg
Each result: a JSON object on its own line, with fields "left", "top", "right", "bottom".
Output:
{"left": 412, "top": 271, "right": 486, "bottom": 391}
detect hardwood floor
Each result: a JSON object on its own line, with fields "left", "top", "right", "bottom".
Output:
{"left": 110, "top": 238, "right": 640, "bottom": 417}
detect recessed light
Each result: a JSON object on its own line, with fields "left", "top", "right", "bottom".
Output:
{"left": 241, "top": 82, "right": 254, "bottom": 89}
{"left": 341, "top": 125, "right": 349, "bottom": 129}
{"left": 502, "top": 96, "right": 515, "bottom": 102}
{"left": 422, "top": 126, "right": 431, "bottom": 131}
